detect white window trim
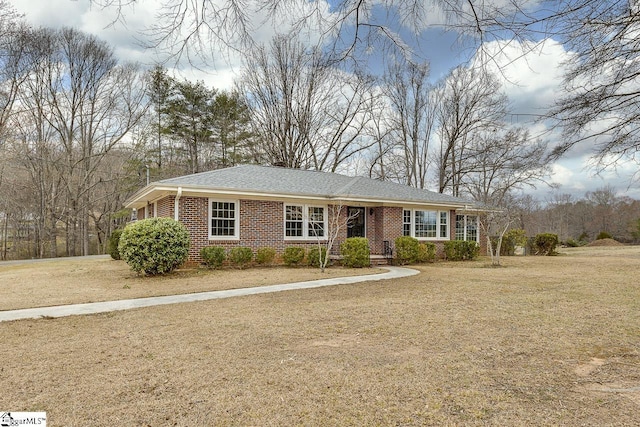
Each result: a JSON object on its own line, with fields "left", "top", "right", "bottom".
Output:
{"left": 403, "top": 208, "right": 450, "bottom": 241}
{"left": 455, "top": 214, "right": 479, "bottom": 243}
{"left": 208, "top": 198, "right": 240, "bottom": 240}
{"left": 284, "top": 204, "right": 328, "bottom": 241}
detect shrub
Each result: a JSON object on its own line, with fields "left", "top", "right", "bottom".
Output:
{"left": 443, "top": 240, "right": 480, "bottom": 261}
{"left": 340, "top": 237, "right": 370, "bottom": 268}
{"left": 532, "top": 233, "right": 559, "bottom": 256}
{"left": 200, "top": 246, "right": 226, "bottom": 269}
{"left": 418, "top": 242, "right": 437, "bottom": 263}
{"left": 565, "top": 238, "right": 586, "bottom": 248}
{"left": 118, "top": 218, "right": 190, "bottom": 275}
{"left": 394, "top": 236, "right": 420, "bottom": 265}
{"left": 228, "top": 246, "right": 253, "bottom": 268}
{"left": 307, "top": 246, "right": 328, "bottom": 268}
{"left": 255, "top": 247, "right": 276, "bottom": 265}
{"left": 282, "top": 247, "right": 306, "bottom": 267}
{"left": 107, "top": 229, "right": 123, "bottom": 260}
{"left": 498, "top": 229, "right": 528, "bottom": 256}
{"left": 596, "top": 231, "right": 613, "bottom": 240}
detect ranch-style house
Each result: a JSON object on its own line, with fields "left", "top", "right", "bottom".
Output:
{"left": 124, "top": 165, "right": 483, "bottom": 263}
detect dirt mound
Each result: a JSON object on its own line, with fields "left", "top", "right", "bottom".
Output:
{"left": 586, "top": 238, "right": 625, "bottom": 247}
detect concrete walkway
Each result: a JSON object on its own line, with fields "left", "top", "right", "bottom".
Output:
{"left": 0, "top": 266, "right": 419, "bottom": 322}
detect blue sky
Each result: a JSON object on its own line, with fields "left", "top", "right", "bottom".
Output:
{"left": 8, "top": 0, "right": 640, "bottom": 201}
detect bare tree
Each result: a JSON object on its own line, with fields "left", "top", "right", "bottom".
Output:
{"left": 238, "top": 34, "right": 375, "bottom": 171}
{"left": 435, "top": 66, "right": 507, "bottom": 196}
{"left": 366, "top": 93, "right": 395, "bottom": 181}
{"left": 310, "top": 203, "right": 361, "bottom": 273}
{"left": 15, "top": 27, "right": 147, "bottom": 256}
{"left": 544, "top": 1, "right": 640, "bottom": 171}
{"left": 94, "top": 0, "right": 536, "bottom": 66}
{"left": 383, "top": 59, "right": 436, "bottom": 188}
{"left": 457, "top": 127, "right": 548, "bottom": 266}
{"left": 462, "top": 128, "right": 550, "bottom": 204}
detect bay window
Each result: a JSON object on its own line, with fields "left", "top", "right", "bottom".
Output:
{"left": 403, "top": 209, "right": 449, "bottom": 239}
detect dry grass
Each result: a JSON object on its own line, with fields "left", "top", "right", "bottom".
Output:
{"left": 0, "top": 258, "right": 382, "bottom": 311}
{"left": 1, "top": 247, "right": 639, "bottom": 426}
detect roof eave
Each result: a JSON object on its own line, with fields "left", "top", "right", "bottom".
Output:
{"left": 125, "top": 183, "right": 478, "bottom": 211}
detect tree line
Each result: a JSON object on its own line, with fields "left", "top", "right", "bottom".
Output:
{"left": 0, "top": 1, "right": 638, "bottom": 259}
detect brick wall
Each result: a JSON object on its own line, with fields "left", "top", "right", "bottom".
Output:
{"left": 152, "top": 195, "right": 485, "bottom": 263}
{"left": 157, "top": 196, "right": 174, "bottom": 218}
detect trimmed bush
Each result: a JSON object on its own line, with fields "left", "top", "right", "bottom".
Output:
{"left": 340, "top": 237, "right": 370, "bottom": 268}
{"left": 532, "top": 233, "right": 559, "bottom": 256}
{"left": 228, "top": 246, "right": 253, "bottom": 268}
{"left": 283, "top": 247, "right": 306, "bottom": 267}
{"left": 395, "top": 236, "right": 420, "bottom": 265}
{"left": 307, "top": 246, "right": 328, "bottom": 268}
{"left": 255, "top": 247, "right": 276, "bottom": 265}
{"left": 497, "top": 229, "right": 528, "bottom": 256}
{"left": 200, "top": 246, "right": 226, "bottom": 269}
{"left": 107, "top": 229, "right": 123, "bottom": 260}
{"left": 418, "top": 242, "right": 437, "bottom": 263}
{"left": 118, "top": 218, "right": 190, "bottom": 275}
{"left": 443, "top": 240, "right": 480, "bottom": 261}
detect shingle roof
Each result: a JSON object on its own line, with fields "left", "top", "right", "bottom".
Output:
{"left": 148, "top": 164, "right": 474, "bottom": 207}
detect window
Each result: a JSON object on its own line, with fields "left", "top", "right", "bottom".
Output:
{"left": 308, "top": 206, "right": 325, "bottom": 237}
{"left": 210, "top": 200, "right": 238, "bottom": 239}
{"left": 284, "top": 204, "right": 326, "bottom": 239}
{"left": 404, "top": 209, "right": 449, "bottom": 239}
{"left": 285, "top": 205, "right": 303, "bottom": 237}
{"left": 455, "top": 215, "right": 478, "bottom": 242}
{"left": 440, "top": 211, "right": 449, "bottom": 238}
{"left": 415, "top": 210, "right": 437, "bottom": 238}
{"left": 403, "top": 210, "right": 412, "bottom": 236}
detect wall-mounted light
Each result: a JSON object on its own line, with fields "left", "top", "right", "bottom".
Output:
{"left": 369, "top": 208, "right": 374, "bottom": 215}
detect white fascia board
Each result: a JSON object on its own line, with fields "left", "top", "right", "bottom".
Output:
{"left": 125, "top": 184, "right": 474, "bottom": 211}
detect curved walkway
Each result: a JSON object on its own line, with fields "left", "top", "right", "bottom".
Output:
{"left": 0, "top": 266, "right": 419, "bottom": 323}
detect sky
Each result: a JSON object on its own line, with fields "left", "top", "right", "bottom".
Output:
{"left": 7, "top": 0, "right": 640, "bottom": 202}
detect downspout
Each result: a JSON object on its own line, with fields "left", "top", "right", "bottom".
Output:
{"left": 175, "top": 187, "right": 182, "bottom": 221}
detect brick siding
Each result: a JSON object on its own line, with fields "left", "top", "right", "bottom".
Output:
{"left": 152, "top": 195, "right": 484, "bottom": 263}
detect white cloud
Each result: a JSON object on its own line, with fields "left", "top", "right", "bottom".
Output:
{"left": 7, "top": 0, "right": 334, "bottom": 90}
{"left": 476, "top": 38, "right": 572, "bottom": 115}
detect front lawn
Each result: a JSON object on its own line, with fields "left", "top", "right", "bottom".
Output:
{"left": 1, "top": 247, "right": 639, "bottom": 425}
{"left": 0, "top": 257, "right": 382, "bottom": 311}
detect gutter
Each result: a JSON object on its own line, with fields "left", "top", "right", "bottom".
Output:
{"left": 174, "top": 187, "right": 182, "bottom": 221}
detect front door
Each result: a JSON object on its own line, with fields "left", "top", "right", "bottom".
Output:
{"left": 347, "top": 207, "right": 366, "bottom": 238}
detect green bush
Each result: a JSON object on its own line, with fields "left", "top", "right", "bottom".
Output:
{"left": 200, "top": 246, "right": 226, "bottom": 269}
{"left": 282, "top": 247, "right": 306, "bottom": 267}
{"left": 532, "top": 233, "right": 559, "bottom": 256}
{"left": 340, "top": 237, "right": 370, "bottom": 268}
{"left": 418, "top": 242, "right": 437, "bottom": 263}
{"left": 497, "top": 229, "right": 528, "bottom": 256}
{"left": 596, "top": 231, "right": 613, "bottom": 240}
{"left": 443, "top": 240, "right": 480, "bottom": 261}
{"left": 228, "top": 246, "right": 253, "bottom": 268}
{"left": 107, "top": 229, "right": 123, "bottom": 260}
{"left": 255, "top": 247, "right": 276, "bottom": 265}
{"left": 394, "top": 236, "right": 420, "bottom": 265}
{"left": 118, "top": 218, "right": 190, "bottom": 275}
{"left": 565, "top": 238, "right": 586, "bottom": 248}
{"left": 307, "top": 246, "right": 328, "bottom": 268}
